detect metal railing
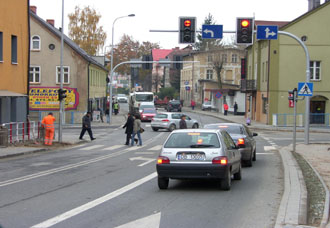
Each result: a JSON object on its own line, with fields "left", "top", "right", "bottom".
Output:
{"left": 1, "top": 121, "right": 39, "bottom": 144}
{"left": 272, "top": 113, "right": 330, "bottom": 127}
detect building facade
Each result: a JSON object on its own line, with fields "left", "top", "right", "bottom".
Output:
{"left": 0, "top": 0, "right": 30, "bottom": 124}
{"left": 29, "top": 7, "right": 108, "bottom": 123}
{"left": 247, "top": 1, "right": 330, "bottom": 125}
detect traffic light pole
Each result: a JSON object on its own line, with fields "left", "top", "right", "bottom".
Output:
{"left": 58, "top": 0, "right": 65, "bottom": 143}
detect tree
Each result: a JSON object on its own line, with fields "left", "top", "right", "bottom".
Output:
{"left": 68, "top": 6, "right": 107, "bottom": 56}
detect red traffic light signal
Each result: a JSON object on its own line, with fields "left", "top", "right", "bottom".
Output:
{"left": 241, "top": 19, "right": 250, "bottom": 28}
{"left": 236, "top": 17, "right": 254, "bottom": 44}
{"left": 184, "top": 20, "right": 191, "bottom": 27}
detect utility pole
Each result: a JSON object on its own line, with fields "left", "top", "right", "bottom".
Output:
{"left": 58, "top": 0, "right": 65, "bottom": 143}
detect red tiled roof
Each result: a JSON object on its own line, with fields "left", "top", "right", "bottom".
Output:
{"left": 152, "top": 49, "right": 173, "bottom": 61}
{"left": 254, "top": 20, "right": 289, "bottom": 28}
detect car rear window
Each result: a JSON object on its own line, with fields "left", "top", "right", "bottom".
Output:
{"left": 170, "top": 101, "right": 180, "bottom": 104}
{"left": 205, "top": 125, "right": 243, "bottom": 134}
{"left": 143, "top": 109, "right": 156, "bottom": 113}
{"left": 155, "top": 114, "right": 168, "bottom": 119}
{"left": 164, "top": 132, "right": 220, "bottom": 148}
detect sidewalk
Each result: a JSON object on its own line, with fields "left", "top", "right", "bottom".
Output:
{"left": 185, "top": 107, "right": 330, "bottom": 227}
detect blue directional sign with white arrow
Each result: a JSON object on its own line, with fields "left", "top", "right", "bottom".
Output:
{"left": 202, "top": 25, "right": 223, "bottom": 39}
{"left": 256, "top": 25, "right": 278, "bottom": 40}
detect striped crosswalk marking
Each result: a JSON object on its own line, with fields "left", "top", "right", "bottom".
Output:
{"left": 148, "top": 145, "right": 162, "bottom": 151}
{"left": 80, "top": 145, "right": 104, "bottom": 151}
{"left": 264, "top": 146, "right": 277, "bottom": 151}
{"left": 257, "top": 152, "right": 274, "bottom": 155}
{"left": 135, "top": 152, "right": 155, "bottom": 155}
{"left": 102, "top": 145, "right": 125, "bottom": 151}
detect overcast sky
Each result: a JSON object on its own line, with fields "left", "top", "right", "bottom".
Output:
{"left": 30, "top": 0, "right": 322, "bottom": 52}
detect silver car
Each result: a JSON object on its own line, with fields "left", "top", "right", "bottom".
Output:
{"left": 204, "top": 123, "right": 258, "bottom": 167}
{"left": 156, "top": 129, "right": 242, "bottom": 190}
{"left": 151, "top": 112, "right": 199, "bottom": 132}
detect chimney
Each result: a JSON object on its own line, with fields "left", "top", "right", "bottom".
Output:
{"left": 46, "top": 19, "right": 55, "bottom": 27}
{"left": 30, "top": 6, "right": 37, "bottom": 14}
{"left": 308, "top": 0, "right": 320, "bottom": 10}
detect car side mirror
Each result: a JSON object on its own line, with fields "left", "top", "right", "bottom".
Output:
{"left": 253, "top": 133, "right": 258, "bottom": 137}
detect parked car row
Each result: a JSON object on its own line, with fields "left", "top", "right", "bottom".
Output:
{"left": 155, "top": 120, "right": 258, "bottom": 191}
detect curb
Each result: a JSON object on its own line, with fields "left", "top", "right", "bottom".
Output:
{"left": 275, "top": 146, "right": 308, "bottom": 227}
{"left": 0, "top": 148, "right": 50, "bottom": 159}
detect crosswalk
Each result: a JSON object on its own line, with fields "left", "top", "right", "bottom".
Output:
{"left": 79, "top": 144, "right": 162, "bottom": 152}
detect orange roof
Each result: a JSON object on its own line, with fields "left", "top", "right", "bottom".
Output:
{"left": 152, "top": 49, "right": 173, "bottom": 61}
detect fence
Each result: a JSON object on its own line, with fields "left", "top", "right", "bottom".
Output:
{"left": 272, "top": 113, "right": 330, "bottom": 127}
{"left": 1, "top": 121, "right": 40, "bottom": 145}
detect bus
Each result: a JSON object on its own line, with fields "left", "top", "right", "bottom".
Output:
{"left": 129, "top": 92, "right": 154, "bottom": 114}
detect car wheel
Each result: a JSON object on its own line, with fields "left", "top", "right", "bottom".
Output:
{"left": 233, "top": 164, "right": 242, "bottom": 180}
{"left": 158, "top": 176, "right": 169, "bottom": 189}
{"left": 252, "top": 149, "right": 256, "bottom": 161}
{"left": 246, "top": 152, "right": 253, "bottom": 167}
{"left": 221, "top": 169, "right": 231, "bottom": 191}
{"left": 152, "top": 127, "right": 159, "bottom": 132}
{"left": 192, "top": 123, "right": 199, "bottom": 128}
{"left": 169, "top": 124, "right": 176, "bottom": 132}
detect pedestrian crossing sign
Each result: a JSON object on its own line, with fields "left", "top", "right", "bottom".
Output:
{"left": 298, "top": 82, "right": 313, "bottom": 96}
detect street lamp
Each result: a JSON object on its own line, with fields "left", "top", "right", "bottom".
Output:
{"left": 109, "top": 14, "right": 135, "bottom": 124}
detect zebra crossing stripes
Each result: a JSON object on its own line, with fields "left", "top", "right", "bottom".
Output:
{"left": 102, "top": 145, "right": 125, "bottom": 151}
{"left": 148, "top": 145, "right": 162, "bottom": 151}
{"left": 80, "top": 145, "right": 104, "bottom": 151}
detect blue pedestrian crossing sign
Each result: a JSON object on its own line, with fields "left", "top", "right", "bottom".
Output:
{"left": 202, "top": 25, "right": 223, "bottom": 39}
{"left": 256, "top": 25, "right": 278, "bottom": 40}
{"left": 298, "top": 82, "right": 313, "bottom": 96}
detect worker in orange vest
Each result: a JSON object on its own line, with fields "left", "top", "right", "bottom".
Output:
{"left": 41, "top": 112, "right": 56, "bottom": 145}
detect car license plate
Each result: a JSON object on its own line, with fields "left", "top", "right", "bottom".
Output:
{"left": 177, "top": 153, "right": 205, "bottom": 161}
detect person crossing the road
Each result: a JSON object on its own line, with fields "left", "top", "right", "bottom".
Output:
{"left": 123, "top": 113, "right": 137, "bottom": 145}
{"left": 41, "top": 112, "right": 56, "bottom": 145}
{"left": 131, "top": 114, "right": 142, "bottom": 146}
{"left": 179, "top": 115, "right": 187, "bottom": 129}
{"left": 79, "top": 112, "right": 96, "bottom": 141}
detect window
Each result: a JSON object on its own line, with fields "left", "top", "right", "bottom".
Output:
{"left": 11, "top": 35, "right": 17, "bottom": 64}
{"left": 56, "top": 66, "right": 70, "bottom": 84}
{"left": 31, "top": 35, "right": 41, "bottom": 50}
{"left": 206, "top": 69, "right": 213, "bottom": 80}
{"left": 262, "top": 97, "right": 268, "bottom": 114}
{"left": 29, "top": 66, "right": 41, "bottom": 83}
{"left": 231, "top": 54, "right": 237, "bottom": 63}
{"left": 222, "top": 54, "right": 227, "bottom": 63}
{"left": 310, "top": 61, "right": 321, "bottom": 80}
{"left": 207, "top": 55, "right": 213, "bottom": 62}
{"left": 0, "top": 32, "right": 3, "bottom": 62}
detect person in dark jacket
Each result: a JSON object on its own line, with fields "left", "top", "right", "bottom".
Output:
{"left": 123, "top": 113, "right": 137, "bottom": 145}
{"left": 179, "top": 115, "right": 187, "bottom": 129}
{"left": 79, "top": 112, "right": 96, "bottom": 140}
{"left": 234, "top": 102, "right": 238, "bottom": 115}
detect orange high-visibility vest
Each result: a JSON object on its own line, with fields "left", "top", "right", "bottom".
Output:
{"left": 42, "top": 115, "right": 56, "bottom": 129}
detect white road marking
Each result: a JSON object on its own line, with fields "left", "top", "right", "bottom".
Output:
{"left": 135, "top": 152, "right": 155, "bottom": 155}
{"left": 129, "top": 157, "right": 156, "bottom": 167}
{"left": 102, "top": 145, "right": 125, "bottom": 151}
{"left": 264, "top": 146, "right": 277, "bottom": 151}
{"left": 145, "top": 124, "right": 151, "bottom": 127}
{"left": 148, "top": 145, "right": 162, "bottom": 151}
{"left": 114, "top": 212, "right": 161, "bottom": 228}
{"left": 256, "top": 152, "right": 275, "bottom": 155}
{"left": 80, "top": 145, "right": 104, "bottom": 151}
{"left": 31, "top": 172, "right": 157, "bottom": 228}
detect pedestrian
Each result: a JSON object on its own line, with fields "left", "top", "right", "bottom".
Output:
{"left": 123, "top": 113, "right": 137, "bottom": 145}
{"left": 97, "top": 107, "right": 104, "bottom": 123}
{"left": 234, "top": 102, "right": 238, "bottom": 115}
{"left": 131, "top": 114, "right": 142, "bottom": 146}
{"left": 246, "top": 109, "right": 251, "bottom": 125}
{"left": 79, "top": 112, "right": 96, "bottom": 141}
{"left": 191, "top": 100, "right": 195, "bottom": 110}
{"left": 114, "top": 102, "right": 119, "bottom": 115}
{"left": 223, "top": 102, "right": 229, "bottom": 116}
{"left": 180, "top": 99, "right": 184, "bottom": 106}
{"left": 105, "top": 108, "right": 110, "bottom": 123}
{"left": 179, "top": 115, "right": 187, "bottom": 129}
{"left": 41, "top": 112, "right": 56, "bottom": 145}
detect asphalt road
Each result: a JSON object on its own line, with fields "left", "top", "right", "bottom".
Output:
{"left": 0, "top": 106, "right": 286, "bottom": 228}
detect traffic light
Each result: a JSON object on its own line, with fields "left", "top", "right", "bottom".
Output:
{"left": 58, "top": 88, "right": 67, "bottom": 101}
{"left": 174, "top": 55, "right": 183, "bottom": 70}
{"left": 179, "top": 17, "right": 196, "bottom": 44}
{"left": 236, "top": 18, "right": 254, "bottom": 44}
{"left": 142, "top": 55, "right": 153, "bottom": 70}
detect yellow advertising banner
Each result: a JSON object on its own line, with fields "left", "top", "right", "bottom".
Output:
{"left": 29, "top": 87, "right": 79, "bottom": 110}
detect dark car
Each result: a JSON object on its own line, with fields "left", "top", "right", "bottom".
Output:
{"left": 166, "top": 100, "right": 182, "bottom": 112}
{"left": 204, "top": 123, "right": 258, "bottom": 167}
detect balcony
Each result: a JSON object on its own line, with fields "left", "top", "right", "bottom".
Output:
{"left": 240, "top": 79, "right": 257, "bottom": 92}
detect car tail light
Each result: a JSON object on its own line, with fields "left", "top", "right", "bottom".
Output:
{"left": 212, "top": 156, "right": 228, "bottom": 165}
{"left": 157, "top": 156, "right": 170, "bottom": 164}
{"left": 151, "top": 118, "right": 154, "bottom": 121}
{"left": 237, "top": 138, "right": 245, "bottom": 148}
{"left": 162, "top": 119, "right": 169, "bottom": 122}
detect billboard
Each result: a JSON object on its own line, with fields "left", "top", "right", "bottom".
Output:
{"left": 29, "top": 87, "right": 79, "bottom": 110}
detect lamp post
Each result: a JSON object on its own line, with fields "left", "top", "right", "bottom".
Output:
{"left": 109, "top": 14, "right": 135, "bottom": 124}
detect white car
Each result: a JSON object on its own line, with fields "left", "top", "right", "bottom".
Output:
{"left": 117, "top": 94, "right": 128, "bottom": 103}
{"left": 202, "top": 101, "right": 214, "bottom": 111}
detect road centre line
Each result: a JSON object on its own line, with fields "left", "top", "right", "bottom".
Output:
{"left": 31, "top": 172, "right": 157, "bottom": 228}
{"left": 0, "top": 133, "right": 165, "bottom": 188}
